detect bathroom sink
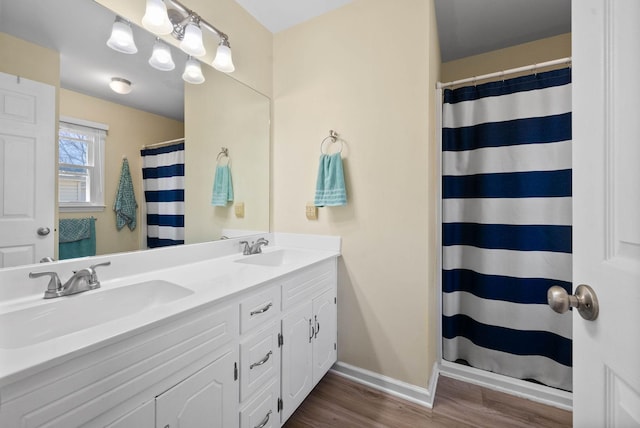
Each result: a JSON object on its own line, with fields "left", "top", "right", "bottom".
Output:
{"left": 234, "top": 249, "right": 312, "bottom": 267}
{"left": 0, "top": 280, "right": 193, "bottom": 349}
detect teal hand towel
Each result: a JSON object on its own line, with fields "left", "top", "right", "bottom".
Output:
{"left": 314, "top": 153, "right": 347, "bottom": 207}
{"left": 59, "top": 218, "right": 92, "bottom": 243}
{"left": 113, "top": 158, "right": 138, "bottom": 231}
{"left": 59, "top": 218, "right": 96, "bottom": 259}
{"left": 212, "top": 164, "right": 234, "bottom": 206}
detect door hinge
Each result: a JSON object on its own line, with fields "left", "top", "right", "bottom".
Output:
{"left": 277, "top": 397, "right": 283, "bottom": 412}
{"left": 278, "top": 333, "right": 284, "bottom": 347}
{"left": 334, "top": 297, "right": 337, "bottom": 304}
{"left": 234, "top": 362, "right": 238, "bottom": 381}
{"left": 334, "top": 342, "right": 337, "bottom": 350}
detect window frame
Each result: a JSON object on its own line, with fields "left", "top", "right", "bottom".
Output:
{"left": 58, "top": 116, "right": 108, "bottom": 212}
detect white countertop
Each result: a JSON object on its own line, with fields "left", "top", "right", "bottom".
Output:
{"left": 0, "top": 234, "right": 340, "bottom": 388}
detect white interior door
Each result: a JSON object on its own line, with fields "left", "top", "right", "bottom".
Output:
{"left": 572, "top": 1, "right": 640, "bottom": 426}
{"left": 0, "top": 72, "right": 55, "bottom": 267}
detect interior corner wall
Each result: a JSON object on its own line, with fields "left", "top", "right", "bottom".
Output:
{"left": 441, "top": 33, "right": 572, "bottom": 83}
{"left": 59, "top": 89, "right": 184, "bottom": 256}
{"left": 273, "top": 0, "right": 438, "bottom": 388}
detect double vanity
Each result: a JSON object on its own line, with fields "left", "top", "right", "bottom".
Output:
{"left": 0, "top": 233, "right": 340, "bottom": 427}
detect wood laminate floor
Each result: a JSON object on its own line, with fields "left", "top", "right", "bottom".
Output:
{"left": 283, "top": 372, "right": 572, "bottom": 427}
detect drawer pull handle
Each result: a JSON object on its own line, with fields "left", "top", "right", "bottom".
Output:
{"left": 250, "top": 351, "right": 273, "bottom": 369}
{"left": 254, "top": 410, "right": 272, "bottom": 428}
{"left": 309, "top": 319, "right": 315, "bottom": 343}
{"left": 250, "top": 302, "right": 273, "bottom": 316}
{"left": 314, "top": 315, "right": 320, "bottom": 339}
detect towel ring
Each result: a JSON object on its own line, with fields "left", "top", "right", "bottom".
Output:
{"left": 217, "top": 147, "right": 229, "bottom": 163}
{"left": 319, "top": 130, "right": 343, "bottom": 154}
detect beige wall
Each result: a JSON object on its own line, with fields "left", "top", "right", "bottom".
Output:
{"left": 273, "top": 0, "right": 440, "bottom": 388}
{"left": 441, "top": 33, "right": 571, "bottom": 83}
{"left": 59, "top": 89, "right": 184, "bottom": 256}
{"left": 0, "top": 33, "right": 60, "bottom": 88}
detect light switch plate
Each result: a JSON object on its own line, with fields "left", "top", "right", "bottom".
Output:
{"left": 235, "top": 202, "right": 245, "bottom": 218}
{"left": 306, "top": 203, "right": 318, "bottom": 220}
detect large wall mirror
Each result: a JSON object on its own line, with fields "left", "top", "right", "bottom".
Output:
{"left": 0, "top": 0, "right": 270, "bottom": 267}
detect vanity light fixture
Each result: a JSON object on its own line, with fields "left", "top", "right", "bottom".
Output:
{"left": 109, "top": 77, "right": 132, "bottom": 94}
{"left": 212, "top": 38, "right": 235, "bottom": 73}
{"left": 142, "top": 0, "right": 235, "bottom": 73}
{"left": 106, "top": 17, "right": 138, "bottom": 54}
{"left": 141, "top": 0, "right": 173, "bottom": 35}
{"left": 182, "top": 57, "right": 205, "bottom": 84}
{"left": 179, "top": 17, "right": 206, "bottom": 57}
{"left": 149, "top": 38, "right": 175, "bottom": 71}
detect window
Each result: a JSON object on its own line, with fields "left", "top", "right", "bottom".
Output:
{"left": 58, "top": 117, "right": 108, "bottom": 211}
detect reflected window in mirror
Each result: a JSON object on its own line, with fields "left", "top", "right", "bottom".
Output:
{"left": 58, "top": 118, "right": 108, "bottom": 212}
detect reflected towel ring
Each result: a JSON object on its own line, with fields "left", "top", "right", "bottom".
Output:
{"left": 320, "top": 130, "right": 343, "bottom": 154}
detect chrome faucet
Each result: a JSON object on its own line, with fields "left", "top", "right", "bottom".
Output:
{"left": 29, "top": 261, "right": 111, "bottom": 299}
{"left": 239, "top": 238, "right": 269, "bottom": 255}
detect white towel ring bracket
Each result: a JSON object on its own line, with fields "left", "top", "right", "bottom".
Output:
{"left": 320, "top": 130, "right": 343, "bottom": 154}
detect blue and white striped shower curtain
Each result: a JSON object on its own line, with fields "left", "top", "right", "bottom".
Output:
{"left": 441, "top": 68, "right": 572, "bottom": 391}
{"left": 141, "top": 142, "right": 185, "bottom": 248}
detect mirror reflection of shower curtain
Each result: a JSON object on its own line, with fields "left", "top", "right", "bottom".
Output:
{"left": 140, "top": 142, "right": 185, "bottom": 248}
{"left": 441, "top": 68, "right": 572, "bottom": 391}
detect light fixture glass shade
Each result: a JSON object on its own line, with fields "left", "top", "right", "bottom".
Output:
{"left": 142, "top": 0, "right": 173, "bottom": 35}
{"left": 106, "top": 17, "right": 137, "bottom": 54}
{"left": 149, "top": 39, "right": 175, "bottom": 71}
{"left": 182, "top": 58, "right": 205, "bottom": 84}
{"left": 109, "top": 77, "right": 132, "bottom": 94}
{"left": 212, "top": 41, "right": 235, "bottom": 73}
{"left": 180, "top": 22, "right": 206, "bottom": 57}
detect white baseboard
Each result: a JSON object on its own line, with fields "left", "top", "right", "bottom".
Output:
{"left": 439, "top": 360, "right": 573, "bottom": 411}
{"left": 330, "top": 361, "right": 439, "bottom": 409}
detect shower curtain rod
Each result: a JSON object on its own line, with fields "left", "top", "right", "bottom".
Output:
{"left": 142, "top": 138, "right": 185, "bottom": 149}
{"left": 436, "top": 56, "right": 572, "bottom": 89}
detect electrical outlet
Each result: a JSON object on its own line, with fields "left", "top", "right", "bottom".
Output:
{"left": 235, "top": 202, "right": 245, "bottom": 218}
{"left": 306, "top": 203, "right": 318, "bottom": 220}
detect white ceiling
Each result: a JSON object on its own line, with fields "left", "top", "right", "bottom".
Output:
{"left": 232, "top": 0, "right": 355, "bottom": 33}
{"left": 0, "top": 0, "right": 571, "bottom": 121}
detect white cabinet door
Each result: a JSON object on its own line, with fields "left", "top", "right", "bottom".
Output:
{"left": 280, "top": 301, "right": 313, "bottom": 423}
{"left": 105, "top": 400, "right": 154, "bottom": 428}
{"left": 156, "top": 348, "right": 239, "bottom": 428}
{"left": 0, "top": 72, "right": 55, "bottom": 267}
{"left": 312, "top": 288, "right": 337, "bottom": 385}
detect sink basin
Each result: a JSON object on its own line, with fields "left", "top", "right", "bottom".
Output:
{"left": 0, "top": 280, "right": 193, "bottom": 349}
{"left": 234, "top": 249, "right": 312, "bottom": 267}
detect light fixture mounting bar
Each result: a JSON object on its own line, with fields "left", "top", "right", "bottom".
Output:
{"left": 164, "top": 0, "right": 229, "bottom": 42}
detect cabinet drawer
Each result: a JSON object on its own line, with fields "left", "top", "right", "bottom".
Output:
{"left": 240, "top": 283, "right": 280, "bottom": 334}
{"left": 240, "top": 379, "right": 279, "bottom": 428}
{"left": 281, "top": 259, "right": 336, "bottom": 310}
{"left": 240, "top": 321, "right": 280, "bottom": 402}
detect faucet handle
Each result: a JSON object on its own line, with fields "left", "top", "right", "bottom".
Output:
{"left": 87, "top": 261, "right": 110, "bottom": 288}
{"left": 239, "top": 241, "right": 251, "bottom": 255}
{"left": 29, "top": 271, "right": 62, "bottom": 299}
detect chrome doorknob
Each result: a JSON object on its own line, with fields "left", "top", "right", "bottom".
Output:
{"left": 547, "top": 284, "right": 599, "bottom": 321}
{"left": 37, "top": 227, "right": 50, "bottom": 236}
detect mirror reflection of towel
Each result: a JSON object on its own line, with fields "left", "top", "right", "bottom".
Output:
{"left": 211, "top": 165, "right": 234, "bottom": 206}
{"left": 59, "top": 218, "right": 96, "bottom": 259}
{"left": 113, "top": 158, "right": 138, "bottom": 230}
{"left": 314, "top": 153, "right": 347, "bottom": 207}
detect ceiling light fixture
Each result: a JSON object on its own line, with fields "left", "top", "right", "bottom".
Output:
{"left": 142, "top": 0, "right": 235, "bottom": 73}
{"left": 149, "top": 38, "right": 176, "bottom": 71}
{"left": 141, "top": 0, "right": 173, "bottom": 35}
{"left": 106, "top": 17, "right": 138, "bottom": 54}
{"left": 109, "top": 77, "right": 132, "bottom": 94}
{"left": 182, "top": 57, "right": 205, "bottom": 84}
